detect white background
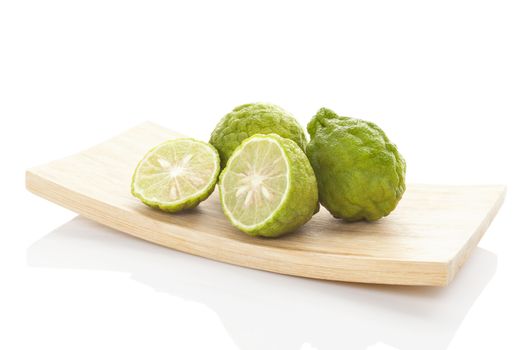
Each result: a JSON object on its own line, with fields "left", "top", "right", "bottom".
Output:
{"left": 1, "top": 1, "right": 524, "bottom": 349}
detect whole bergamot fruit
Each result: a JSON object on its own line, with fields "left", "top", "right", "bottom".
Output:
{"left": 210, "top": 103, "right": 307, "bottom": 168}
{"left": 306, "top": 108, "right": 406, "bottom": 221}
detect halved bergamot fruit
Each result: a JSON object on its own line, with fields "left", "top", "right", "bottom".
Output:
{"left": 219, "top": 133, "right": 318, "bottom": 237}
{"left": 131, "top": 138, "right": 220, "bottom": 212}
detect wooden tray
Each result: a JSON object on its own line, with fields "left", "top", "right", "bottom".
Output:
{"left": 26, "top": 122, "right": 506, "bottom": 286}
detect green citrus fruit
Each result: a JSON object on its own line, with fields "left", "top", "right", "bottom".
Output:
{"left": 209, "top": 103, "right": 307, "bottom": 168}
{"left": 219, "top": 134, "right": 318, "bottom": 237}
{"left": 131, "top": 138, "right": 220, "bottom": 212}
{"left": 306, "top": 108, "right": 406, "bottom": 221}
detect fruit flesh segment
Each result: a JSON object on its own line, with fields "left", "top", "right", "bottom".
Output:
{"left": 221, "top": 138, "right": 288, "bottom": 227}
{"left": 134, "top": 140, "right": 217, "bottom": 203}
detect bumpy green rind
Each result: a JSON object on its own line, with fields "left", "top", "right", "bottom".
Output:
{"left": 219, "top": 134, "right": 318, "bottom": 237}
{"left": 306, "top": 108, "right": 406, "bottom": 221}
{"left": 210, "top": 103, "right": 307, "bottom": 168}
{"left": 131, "top": 138, "right": 221, "bottom": 213}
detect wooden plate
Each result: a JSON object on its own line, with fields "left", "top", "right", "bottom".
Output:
{"left": 26, "top": 122, "right": 506, "bottom": 286}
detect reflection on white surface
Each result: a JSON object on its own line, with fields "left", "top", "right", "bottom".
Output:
{"left": 27, "top": 216, "right": 497, "bottom": 350}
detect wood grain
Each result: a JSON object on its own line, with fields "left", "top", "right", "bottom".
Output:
{"left": 25, "top": 122, "right": 506, "bottom": 286}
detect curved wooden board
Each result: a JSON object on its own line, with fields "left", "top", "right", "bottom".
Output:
{"left": 25, "top": 122, "right": 506, "bottom": 286}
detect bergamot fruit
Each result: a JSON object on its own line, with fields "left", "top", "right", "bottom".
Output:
{"left": 210, "top": 103, "right": 307, "bottom": 168}
{"left": 219, "top": 133, "right": 318, "bottom": 237}
{"left": 131, "top": 138, "right": 220, "bottom": 212}
{"left": 306, "top": 108, "right": 406, "bottom": 221}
